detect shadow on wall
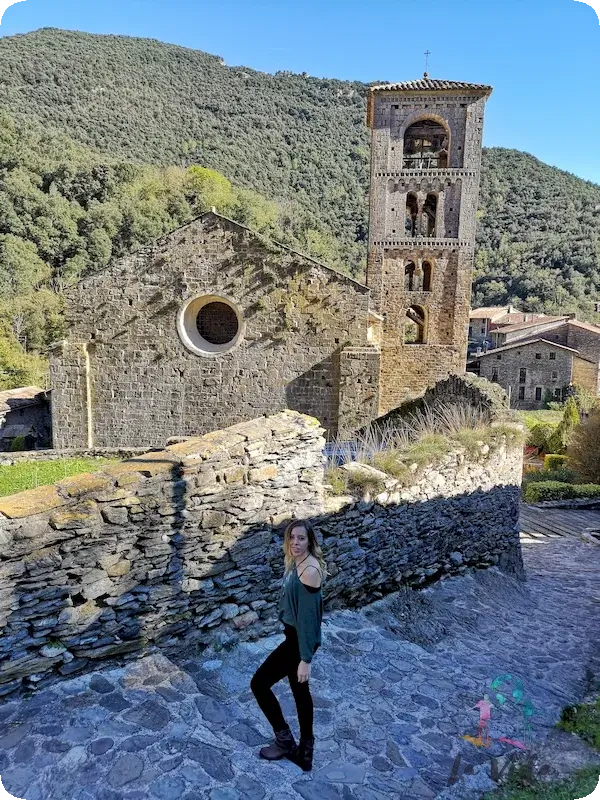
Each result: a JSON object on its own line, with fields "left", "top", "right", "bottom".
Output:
{"left": 0, "top": 457, "right": 524, "bottom": 700}
{"left": 285, "top": 354, "right": 340, "bottom": 440}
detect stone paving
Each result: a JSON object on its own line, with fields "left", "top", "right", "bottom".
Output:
{"left": 0, "top": 536, "right": 598, "bottom": 800}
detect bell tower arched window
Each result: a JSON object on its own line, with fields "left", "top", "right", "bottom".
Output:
{"left": 405, "top": 193, "right": 418, "bottom": 236}
{"left": 403, "top": 120, "right": 449, "bottom": 169}
{"left": 404, "top": 262, "right": 416, "bottom": 291}
{"left": 405, "top": 305, "right": 427, "bottom": 344}
{"left": 422, "top": 261, "right": 432, "bottom": 292}
{"left": 424, "top": 194, "right": 437, "bottom": 237}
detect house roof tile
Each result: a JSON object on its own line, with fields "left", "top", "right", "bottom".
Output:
{"left": 477, "top": 338, "right": 581, "bottom": 358}
{"left": 493, "top": 317, "right": 569, "bottom": 335}
{"left": 470, "top": 306, "right": 514, "bottom": 320}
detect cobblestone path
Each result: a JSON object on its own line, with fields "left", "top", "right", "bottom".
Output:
{"left": 0, "top": 537, "right": 598, "bottom": 800}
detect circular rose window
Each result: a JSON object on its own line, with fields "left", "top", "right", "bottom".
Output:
{"left": 177, "top": 295, "right": 243, "bottom": 356}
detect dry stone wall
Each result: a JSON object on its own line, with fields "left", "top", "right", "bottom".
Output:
{"left": 0, "top": 411, "right": 523, "bottom": 697}
{"left": 322, "top": 435, "right": 524, "bottom": 607}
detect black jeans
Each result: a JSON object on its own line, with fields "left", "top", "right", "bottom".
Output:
{"left": 250, "top": 624, "right": 314, "bottom": 741}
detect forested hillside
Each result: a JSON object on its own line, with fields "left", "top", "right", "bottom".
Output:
{"left": 0, "top": 27, "right": 599, "bottom": 388}
{"left": 0, "top": 114, "right": 349, "bottom": 388}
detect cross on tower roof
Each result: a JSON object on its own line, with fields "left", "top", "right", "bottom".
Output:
{"left": 424, "top": 50, "right": 431, "bottom": 76}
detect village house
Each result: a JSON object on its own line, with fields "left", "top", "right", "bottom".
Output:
{"left": 468, "top": 305, "right": 560, "bottom": 354}
{"left": 50, "top": 77, "right": 493, "bottom": 448}
{"left": 0, "top": 386, "right": 51, "bottom": 451}
{"left": 474, "top": 316, "right": 600, "bottom": 408}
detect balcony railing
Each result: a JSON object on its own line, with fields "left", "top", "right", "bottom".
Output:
{"left": 402, "top": 156, "right": 447, "bottom": 169}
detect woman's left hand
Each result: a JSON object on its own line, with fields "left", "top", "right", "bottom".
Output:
{"left": 297, "top": 660, "right": 311, "bottom": 683}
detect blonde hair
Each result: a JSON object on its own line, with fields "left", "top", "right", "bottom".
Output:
{"left": 283, "top": 519, "right": 327, "bottom": 580}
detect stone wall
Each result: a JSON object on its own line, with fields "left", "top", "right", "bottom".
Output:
{"left": 322, "top": 435, "right": 524, "bottom": 608}
{"left": 0, "top": 411, "right": 523, "bottom": 697}
{"left": 365, "top": 373, "right": 509, "bottom": 434}
{"left": 50, "top": 212, "right": 377, "bottom": 448}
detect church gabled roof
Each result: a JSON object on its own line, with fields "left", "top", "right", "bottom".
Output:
{"left": 66, "top": 211, "right": 370, "bottom": 295}
{"left": 370, "top": 77, "right": 493, "bottom": 95}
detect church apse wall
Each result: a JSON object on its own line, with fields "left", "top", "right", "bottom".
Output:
{"left": 50, "top": 214, "right": 377, "bottom": 449}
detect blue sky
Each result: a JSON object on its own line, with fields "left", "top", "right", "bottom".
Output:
{"left": 1, "top": 0, "right": 599, "bottom": 184}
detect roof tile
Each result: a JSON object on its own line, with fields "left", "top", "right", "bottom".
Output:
{"left": 370, "top": 78, "right": 493, "bottom": 94}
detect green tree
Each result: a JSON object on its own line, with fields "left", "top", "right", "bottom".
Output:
{"left": 567, "top": 404, "right": 600, "bottom": 483}
{"left": 547, "top": 396, "right": 581, "bottom": 454}
{"left": 0, "top": 235, "right": 51, "bottom": 298}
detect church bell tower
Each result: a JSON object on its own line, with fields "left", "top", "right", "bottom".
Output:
{"left": 366, "top": 75, "right": 492, "bottom": 413}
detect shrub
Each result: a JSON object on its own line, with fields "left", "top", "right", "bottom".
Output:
{"left": 572, "top": 384, "right": 597, "bottom": 415}
{"left": 524, "top": 481, "right": 600, "bottom": 503}
{"left": 544, "top": 454, "right": 568, "bottom": 470}
{"left": 9, "top": 436, "right": 26, "bottom": 452}
{"left": 527, "top": 423, "right": 555, "bottom": 452}
{"left": 522, "top": 466, "right": 576, "bottom": 486}
{"left": 545, "top": 397, "right": 581, "bottom": 455}
{"left": 542, "top": 388, "right": 554, "bottom": 409}
{"left": 568, "top": 405, "right": 600, "bottom": 484}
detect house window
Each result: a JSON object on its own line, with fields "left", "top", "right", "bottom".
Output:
{"left": 535, "top": 353, "right": 542, "bottom": 360}
{"left": 196, "top": 302, "right": 239, "bottom": 345}
{"left": 496, "top": 354, "right": 502, "bottom": 360}
{"left": 551, "top": 371, "right": 558, "bottom": 381}
{"left": 518, "top": 386, "right": 525, "bottom": 400}
{"left": 549, "top": 352, "right": 556, "bottom": 360}
{"left": 535, "top": 387, "right": 542, "bottom": 401}
{"left": 519, "top": 368, "right": 526, "bottom": 383}
{"left": 491, "top": 367, "right": 499, "bottom": 383}
{"left": 554, "top": 387, "right": 561, "bottom": 399}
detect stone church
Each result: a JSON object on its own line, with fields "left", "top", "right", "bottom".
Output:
{"left": 50, "top": 77, "right": 492, "bottom": 448}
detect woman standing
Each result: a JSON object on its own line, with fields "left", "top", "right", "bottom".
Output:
{"left": 251, "top": 519, "right": 326, "bottom": 772}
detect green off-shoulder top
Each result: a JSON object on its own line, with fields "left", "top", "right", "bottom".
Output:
{"left": 278, "top": 565, "right": 323, "bottom": 663}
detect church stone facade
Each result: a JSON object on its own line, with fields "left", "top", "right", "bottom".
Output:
{"left": 51, "top": 77, "right": 491, "bottom": 448}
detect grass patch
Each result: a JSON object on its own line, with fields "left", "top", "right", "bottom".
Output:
{"left": 371, "top": 449, "right": 410, "bottom": 481}
{"left": 346, "top": 472, "right": 386, "bottom": 497}
{"left": 482, "top": 766, "right": 600, "bottom": 800}
{"left": 0, "top": 458, "right": 119, "bottom": 497}
{"left": 325, "top": 401, "right": 526, "bottom": 497}
{"left": 557, "top": 696, "right": 600, "bottom": 750}
{"left": 324, "top": 466, "right": 349, "bottom": 496}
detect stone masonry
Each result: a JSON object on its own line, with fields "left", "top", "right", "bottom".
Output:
{"left": 50, "top": 213, "right": 379, "bottom": 448}
{"left": 478, "top": 339, "right": 596, "bottom": 409}
{"left": 367, "top": 78, "right": 492, "bottom": 413}
{"left": 0, "top": 410, "right": 523, "bottom": 698}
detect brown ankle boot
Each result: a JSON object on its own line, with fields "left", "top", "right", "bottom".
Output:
{"left": 287, "top": 737, "right": 314, "bottom": 771}
{"left": 259, "top": 727, "right": 296, "bottom": 760}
